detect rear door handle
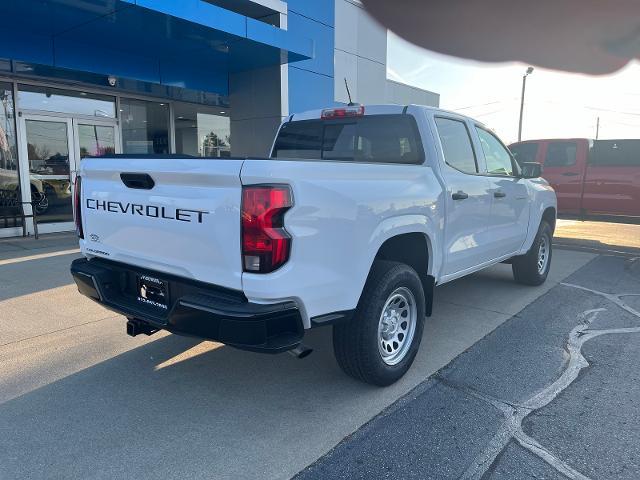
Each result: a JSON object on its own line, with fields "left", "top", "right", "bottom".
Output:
{"left": 493, "top": 191, "right": 507, "bottom": 198}
{"left": 452, "top": 191, "right": 469, "bottom": 201}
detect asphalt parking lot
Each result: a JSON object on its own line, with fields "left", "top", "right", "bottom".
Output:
{"left": 1, "top": 221, "right": 639, "bottom": 480}
{"left": 296, "top": 253, "right": 640, "bottom": 480}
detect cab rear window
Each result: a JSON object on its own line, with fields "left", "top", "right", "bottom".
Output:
{"left": 271, "top": 115, "right": 424, "bottom": 164}
{"left": 591, "top": 140, "right": 640, "bottom": 166}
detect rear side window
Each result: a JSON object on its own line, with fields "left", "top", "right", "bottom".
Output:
{"left": 545, "top": 142, "right": 577, "bottom": 167}
{"left": 271, "top": 121, "right": 322, "bottom": 159}
{"left": 434, "top": 117, "right": 478, "bottom": 174}
{"left": 272, "top": 115, "right": 424, "bottom": 164}
{"left": 590, "top": 140, "right": 640, "bottom": 166}
{"left": 510, "top": 142, "right": 539, "bottom": 166}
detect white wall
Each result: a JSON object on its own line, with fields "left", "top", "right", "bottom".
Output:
{"left": 385, "top": 79, "right": 440, "bottom": 107}
{"left": 334, "top": 0, "right": 439, "bottom": 107}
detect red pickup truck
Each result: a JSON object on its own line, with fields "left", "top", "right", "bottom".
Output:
{"left": 510, "top": 138, "right": 640, "bottom": 219}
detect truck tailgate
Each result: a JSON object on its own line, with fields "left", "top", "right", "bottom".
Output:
{"left": 79, "top": 157, "right": 244, "bottom": 290}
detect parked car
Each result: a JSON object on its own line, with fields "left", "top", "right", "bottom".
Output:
{"left": 70, "top": 104, "right": 557, "bottom": 386}
{"left": 510, "top": 138, "right": 640, "bottom": 218}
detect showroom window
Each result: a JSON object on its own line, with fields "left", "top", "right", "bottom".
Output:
{"left": 0, "top": 82, "right": 20, "bottom": 227}
{"left": 120, "top": 98, "right": 169, "bottom": 154}
{"left": 18, "top": 85, "right": 115, "bottom": 118}
{"left": 174, "top": 102, "right": 230, "bottom": 157}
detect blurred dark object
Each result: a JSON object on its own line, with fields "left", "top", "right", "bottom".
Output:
{"left": 0, "top": 188, "right": 39, "bottom": 238}
{"left": 362, "top": 0, "right": 640, "bottom": 74}
{"left": 520, "top": 162, "right": 543, "bottom": 179}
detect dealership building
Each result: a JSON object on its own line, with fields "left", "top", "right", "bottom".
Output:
{"left": 0, "top": 0, "right": 438, "bottom": 237}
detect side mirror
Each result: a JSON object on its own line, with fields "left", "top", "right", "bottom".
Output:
{"left": 521, "top": 162, "right": 543, "bottom": 179}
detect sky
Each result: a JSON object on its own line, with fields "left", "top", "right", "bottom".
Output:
{"left": 387, "top": 32, "right": 640, "bottom": 144}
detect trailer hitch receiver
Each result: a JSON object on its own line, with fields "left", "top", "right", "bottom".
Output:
{"left": 126, "top": 318, "right": 159, "bottom": 337}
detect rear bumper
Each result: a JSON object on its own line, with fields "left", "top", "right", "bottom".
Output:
{"left": 70, "top": 257, "right": 304, "bottom": 353}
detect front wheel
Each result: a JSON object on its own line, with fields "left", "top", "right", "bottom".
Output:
{"left": 333, "top": 261, "right": 425, "bottom": 386}
{"left": 512, "top": 220, "right": 553, "bottom": 286}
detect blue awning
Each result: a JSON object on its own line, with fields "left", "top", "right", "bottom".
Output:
{"left": 0, "top": 0, "right": 314, "bottom": 94}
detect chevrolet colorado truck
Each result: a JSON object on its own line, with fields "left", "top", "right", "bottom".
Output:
{"left": 70, "top": 104, "right": 557, "bottom": 386}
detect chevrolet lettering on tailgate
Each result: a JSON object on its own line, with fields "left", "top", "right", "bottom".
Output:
{"left": 86, "top": 199, "right": 209, "bottom": 223}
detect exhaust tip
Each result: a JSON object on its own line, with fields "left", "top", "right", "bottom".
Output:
{"left": 288, "top": 344, "right": 313, "bottom": 359}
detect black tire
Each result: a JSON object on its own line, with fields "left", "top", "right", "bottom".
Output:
{"left": 512, "top": 220, "right": 553, "bottom": 286}
{"left": 333, "top": 260, "right": 426, "bottom": 386}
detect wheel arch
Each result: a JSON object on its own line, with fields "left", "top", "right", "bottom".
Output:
{"left": 519, "top": 198, "right": 557, "bottom": 254}
{"left": 366, "top": 227, "right": 436, "bottom": 316}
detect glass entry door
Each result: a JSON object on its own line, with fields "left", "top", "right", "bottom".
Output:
{"left": 18, "top": 114, "right": 119, "bottom": 234}
{"left": 21, "top": 115, "right": 76, "bottom": 228}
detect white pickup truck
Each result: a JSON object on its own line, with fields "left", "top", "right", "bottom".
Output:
{"left": 71, "top": 104, "right": 556, "bottom": 386}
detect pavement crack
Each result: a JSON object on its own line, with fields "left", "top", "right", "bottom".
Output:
{"left": 561, "top": 282, "right": 640, "bottom": 318}
{"left": 514, "top": 432, "right": 592, "bottom": 480}
{"left": 458, "top": 284, "right": 640, "bottom": 480}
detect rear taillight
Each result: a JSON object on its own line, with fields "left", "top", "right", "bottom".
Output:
{"left": 241, "top": 185, "right": 293, "bottom": 273}
{"left": 73, "top": 175, "right": 83, "bottom": 239}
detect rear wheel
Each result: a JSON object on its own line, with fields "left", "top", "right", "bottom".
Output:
{"left": 512, "top": 220, "right": 553, "bottom": 286}
{"left": 333, "top": 261, "right": 425, "bottom": 386}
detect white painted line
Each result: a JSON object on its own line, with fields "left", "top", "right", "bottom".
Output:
{"left": 0, "top": 248, "right": 80, "bottom": 266}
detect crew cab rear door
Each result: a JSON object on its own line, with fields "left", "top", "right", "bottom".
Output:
{"left": 582, "top": 140, "right": 640, "bottom": 216}
{"left": 433, "top": 116, "right": 495, "bottom": 276}
{"left": 539, "top": 140, "right": 586, "bottom": 215}
{"left": 79, "top": 156, "right": 244, "bottom": 290}
{"left": 474, "top": 126, "right": 530, "bottom": 258}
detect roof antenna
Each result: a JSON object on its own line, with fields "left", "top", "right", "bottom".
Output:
{"left": 344, "top": 78, "right": 356, "bottom": 106}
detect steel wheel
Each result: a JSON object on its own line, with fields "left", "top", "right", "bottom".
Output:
{"left": 537, "top": 233, "right": 550, "bottom": 274}
{"left": 377, "top": 286, "right": 417, "bottom": 366}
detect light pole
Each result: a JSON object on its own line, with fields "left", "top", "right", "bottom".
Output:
{"left": 518, "top": 66, "right": 534, "bottom": 142}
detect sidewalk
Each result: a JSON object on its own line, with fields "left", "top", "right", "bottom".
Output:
{"left": 0, "top": 232, "right": 79, "bottom": 263}
{"left": 554, "top": 219, "right": 640, "bottom": 255}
